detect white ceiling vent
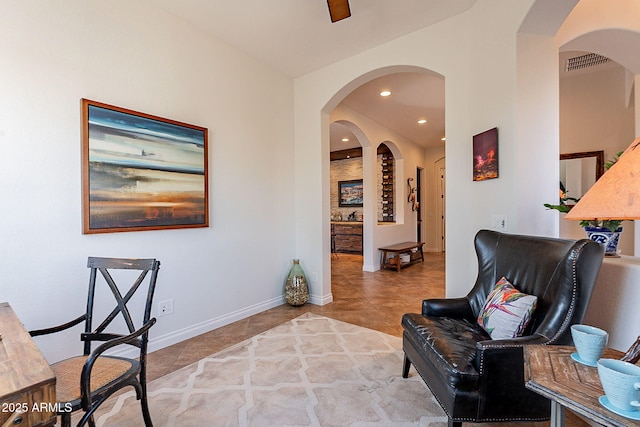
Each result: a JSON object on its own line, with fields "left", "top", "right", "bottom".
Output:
{"left": 565, "top": 53, "right": 611, "bottom": 72}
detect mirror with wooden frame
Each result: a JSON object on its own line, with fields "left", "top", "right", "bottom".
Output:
{"left": 559, "top": 150, "right": 604, "bottom": 205}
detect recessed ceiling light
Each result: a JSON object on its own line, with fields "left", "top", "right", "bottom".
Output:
{"left": 379, "top": 90, "right": 391, "bottom": 97}
{"left": 341, "top": 137, "right": 349, "bottom": 142}
{"left": 441, "top": 137, "right": 446, "bottom": 141}
{"left": 417, "top": 118, "right": 427, "bottom": 125}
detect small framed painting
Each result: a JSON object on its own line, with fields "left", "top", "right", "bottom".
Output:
{"left": 473, "top": 127, "right": 499, "bottom": 181}
{"left": 338, "top": 179, "right": 363, "bottom": 207}
{"left": 81, "top": 99, "right": 208, "bottom": 233}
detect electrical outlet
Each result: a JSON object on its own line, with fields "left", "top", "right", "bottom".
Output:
{"left": 491, "top": 214, "right": 508, "bottom": 231}
{"left": 158, "top": 299, "right": 174, "bottom": 316}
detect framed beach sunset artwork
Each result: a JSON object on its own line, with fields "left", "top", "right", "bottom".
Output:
{"left": 81, "top": 99, "right": 208, "bottom": 234}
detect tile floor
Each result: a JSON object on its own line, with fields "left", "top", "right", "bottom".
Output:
{"left": 146, "top": 252, "right": 445, "bottom": 381}
{"left": 146, "top": 252, "right": 589, "bottom": 427}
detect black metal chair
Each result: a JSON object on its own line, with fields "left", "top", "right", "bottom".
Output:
{"left": 331, "top": 224, "right": 339, "bottom": 259}
{"left": 30, "top": 257, "right": 160, "bottom": 427}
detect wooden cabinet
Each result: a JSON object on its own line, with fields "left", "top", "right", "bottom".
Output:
{"left": 332, "top": 222, "right": 363, "bottom": 254}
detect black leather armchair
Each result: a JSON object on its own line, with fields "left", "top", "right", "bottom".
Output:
{"left": 401, "top": 230, "right": 604, "bottom": 427}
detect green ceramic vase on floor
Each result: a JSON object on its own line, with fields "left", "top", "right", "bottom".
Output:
{"left": 285, "top": 259, "right": 309, "bottom": 306}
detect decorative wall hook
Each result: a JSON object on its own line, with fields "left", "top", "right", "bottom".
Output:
{"left": 407, "top": 178, "right": 418, "bottom": 211}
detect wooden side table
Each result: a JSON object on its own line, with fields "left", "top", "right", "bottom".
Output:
{"left": 378, "top": 241, "right": 424, "bottom": 271}
{"left": 0, "top": 302, "right": 56, "bottom": 427}
{"left": 525, "top": 345, "right": 640, "bottom": 427}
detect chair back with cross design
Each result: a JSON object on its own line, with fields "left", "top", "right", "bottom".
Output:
{"left": 83, "top": 257, "right": 159, "bottom": 356}
{"left": 30, "top": 256, "right": 160, "bottom": 427}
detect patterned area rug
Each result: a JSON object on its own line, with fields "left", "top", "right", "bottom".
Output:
{"left": 95, "top": 313, "right": 448, "bottom": 426}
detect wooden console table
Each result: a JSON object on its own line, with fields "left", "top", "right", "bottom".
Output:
{"left": 0, "top": 302, "right": 56, "bottom": 427}
{"left": 379, "top": 241, "right": 424, "bottom": 271}
{"left": 525, "top": 345, "right": 639, "bottom": 427}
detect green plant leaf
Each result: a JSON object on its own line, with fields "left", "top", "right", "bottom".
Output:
{"left": 544, "top": 203, "right": 572, "bottom": 213}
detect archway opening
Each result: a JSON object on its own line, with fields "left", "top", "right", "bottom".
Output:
{"left": 329, "top": 120, "right": 367, "bottom": 264}
{"left": 557, "top": 49, "right": 635, "bottom": 254}
{"left": 324, "top": 66, "right": 446, "bottom": 288}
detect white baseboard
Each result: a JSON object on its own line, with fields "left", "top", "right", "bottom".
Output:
{"left": 310, "top": 292, "right": 333, "bottom": 306}
{"left": 148, "top": 296, "right": 285, "bottom": 353}
{"left": 110, "top": 293, "right": 332, "bottom": 358}
{"left": 109, "top": 296, "right": 283, "bottom": 358}
{"left": 363, "top": 263, "right": 378, "bottom": 272}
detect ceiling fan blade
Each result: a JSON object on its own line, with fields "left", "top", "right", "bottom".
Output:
{"left": 327, "top": 0, "right": 351, "bottom": 23}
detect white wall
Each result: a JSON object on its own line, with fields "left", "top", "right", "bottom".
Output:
{"left": 295, "top": 1, "right": 538, "bottom": 299}
{"left": 0, "top": 1, "right": 295, "bottom": 362}
{"left": 515, "top": 31, "right": 561, "bottom": 238}
{"left": 583, "top": 257, "right": 640, "bottom": 351}
{"left": 560, "top": 67, "right": 635, "bottom": 156}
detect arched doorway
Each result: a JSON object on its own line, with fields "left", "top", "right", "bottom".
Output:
{"left": 557, "top": 51, "right": 635, "bottom": 253}
{"left": 556, "top": 13, "right": 640, "bottom": 254}
{"left": 329, "top": 120, "right": 368, "bottom": 268}
{"left": 518, "top": 1, "right": 640, "bottom": 244}
{"left": 324, "top": 66, "right": 446, "bottom": 277}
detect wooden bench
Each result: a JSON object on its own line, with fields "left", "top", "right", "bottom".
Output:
{"left": 379, "top": 241, "right": 424, "bottom": 271}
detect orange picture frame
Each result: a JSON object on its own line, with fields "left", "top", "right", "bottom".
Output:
{"left": 81, "top": 99, "right": 208, "bottom": 234}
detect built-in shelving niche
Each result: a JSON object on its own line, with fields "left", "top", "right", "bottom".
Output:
{"left": 377, "top": 144, "right": 394, "bottom": 222}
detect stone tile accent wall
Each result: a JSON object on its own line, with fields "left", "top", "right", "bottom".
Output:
{"left": 329, "top": 154, "right": 396, "bottom": 222}
{"left": 330, "top": 157, "right": 363, "bottom": 221}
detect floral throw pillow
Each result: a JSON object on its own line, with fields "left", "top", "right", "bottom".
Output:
{"left": 477, "top": 277, "right": 538, "bottom": 340}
